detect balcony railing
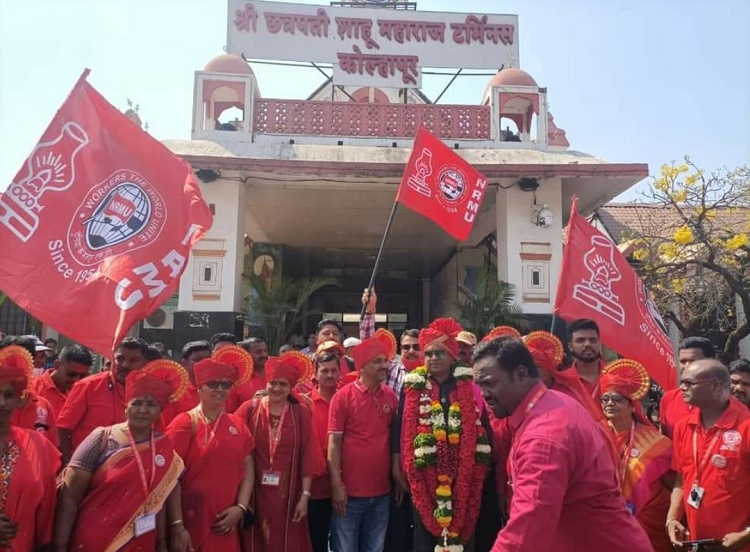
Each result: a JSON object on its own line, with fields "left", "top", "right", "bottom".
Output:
{"left": 253, "top": 99, "right": 491, "bottom": 140}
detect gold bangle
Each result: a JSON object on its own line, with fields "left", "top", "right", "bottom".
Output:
{"left": 171, "top": 520, "right": 184, "bottom": 527}
{"left": 236, "top": 503, "right": 248, "bottom": 514}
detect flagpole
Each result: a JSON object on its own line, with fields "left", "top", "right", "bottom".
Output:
{"left": 360, "top": 201, "right": 400, "bottom": 318}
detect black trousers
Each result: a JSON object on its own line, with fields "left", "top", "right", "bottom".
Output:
{"left": 308, "top": 497, "right": 333, "bottom": 552}
{"left": 385, "top": 491, "right": 414, "bottom": 552}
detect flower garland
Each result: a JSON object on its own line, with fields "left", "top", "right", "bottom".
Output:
{"left": 403, "top": 364, "right": 491, "bottom": 552}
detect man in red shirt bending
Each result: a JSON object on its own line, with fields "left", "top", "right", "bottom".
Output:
{"left": 57, "top": 337, "right": 148, "bottom": 463}
{"left": 667, "top": 359, "right": 750, "bottom": 551}
{"left": 473, "top": 336, "right": 651, "bottom": 552}
{"left": 660, "top": 337, "right": 715, "bottom": 438}
{"left": 328, "top": 334, "right": 398, "bottom": 552}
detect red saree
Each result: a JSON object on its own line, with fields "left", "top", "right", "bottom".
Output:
{"left": 2, "top": 426, "right": 60, "bottom": 551}
{"left": 238, "top": 398, "right": 323, "bottom": 552}
{"left": 70, "top": 428, "right": 183, "bottom": 552}
{"left": 614, "top": 423, "right": 673, "bottom": 552}
{"left": 166, "top": 409, "right": 254, "bottom": 552}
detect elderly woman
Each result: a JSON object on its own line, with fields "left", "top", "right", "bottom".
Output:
{"left": 236, "top": 351, "right": 324, "bottom": 552}
{"left": 0, "top": 345, "right": 60, "bottom": 550}
{"left": 54, "top": 360, "right": 187, "bottom": 551}
{"left": 600, "top": 359, "right": 674, "bottom": 552}
{"left": 166, "top": 354, "right": 255, "bottom": 552}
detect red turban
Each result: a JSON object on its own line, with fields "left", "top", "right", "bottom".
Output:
{"left": 0, "top": 346, "right": 33, "bottom": 396}
{"left": 194, "top": 358, "right": 238, "bottom": 388}
{"left": 600, "top": 359, "right": 652, "bottom": 425}
{"left": 125, "top": 371, "right": 172, "bottom": 409}
{"left": 266, "top": 351, "right": 313, "bottom": 388}
{"left": 482, "top": 326, "right": 521, "bottom": 343}
{"left": 419, "top": 318, "right": 463, "bottom": 359}
{"left": 351, "top": 336, "right": 389, "bottom": 370}
{"left": 524, "top": 331, "right": 564, "bottom": 373}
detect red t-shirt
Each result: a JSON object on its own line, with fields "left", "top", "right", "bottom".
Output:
{"left": 12, "top": 391, "right": 59, "bottom": 446}
{"left": 660, "top": 388, "right": 695, "bottom": 439}
{"left": 672, "top": 400, "right": 750, "bottom": 545}
{"left": 57, "top": 371, "right": 126, "bottom": 452}
{"left": 226, "top": 373, "right": 266, "bottom": 413}
{"left": 308, "top": 387, "right": 335, "bottom": 500}
{"left": 30, "top": 371, "right": 67, "bottom": 420}
{"left": 328, "top": 379, "right": 398, "bottom": 498}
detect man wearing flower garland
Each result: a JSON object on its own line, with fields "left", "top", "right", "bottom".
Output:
{"left": 395, "top": 318, "right": 491, "bottom": 552}
{"left": 472, "top": 336, "right": 651, "bottom": 552}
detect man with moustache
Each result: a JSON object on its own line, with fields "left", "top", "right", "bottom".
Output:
{"left": 306, "top": 350, "right": 343, "bottom": 552}
{"left": 666, "top": 359, "right": 750, "bottom": 551}
{"left": 57, "top": 337, "right": 148, "bottom": 463}
{"left": 226, "top": 337, "right": 270, "bottom": 412}
{"left": 31, "top": 344, "right": 93, "bottom": 418}
{"left": 160, "top": 340, "right": 212, "bottom": 425}
{"left": 729, "top": 359, "right": 750, "bottom": 408}
{"left": 473, "top": 337, "right": 651, "bottom": 552}
{"left": 565, "top": 319, "right": 605, "bottom": 397}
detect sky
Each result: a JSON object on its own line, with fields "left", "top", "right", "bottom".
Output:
{"left": 1, "top": 0, "right": 748, "bottom": 201}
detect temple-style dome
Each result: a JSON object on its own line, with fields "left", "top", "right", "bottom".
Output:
{"left": 203, "top": 53, "right": 254, "bottom": 76}
{"left": 487, "top": 67, "right": 538, "bottom": 88}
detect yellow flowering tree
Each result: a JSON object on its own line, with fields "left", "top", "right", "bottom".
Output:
{"left": 625, "top": 158, "right": 749, "bottom": 358}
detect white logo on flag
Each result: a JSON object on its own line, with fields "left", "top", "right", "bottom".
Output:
{"left": 406, "top": 147, "right": 433, "bottom": 198}
{"left": 572, "top": 236, "right": 626, "bottom": 325}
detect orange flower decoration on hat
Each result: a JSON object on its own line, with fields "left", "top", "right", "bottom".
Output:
{"left": 419, "top": 318, "right": 463, "bottom": 359}
{"left": 316, "top": 340, "right": 346, "bottom": 358}
{"left": 373, "top": 328, "right": 397, "bottom": 360}
{"left": 212, "top": 344, "right": 254, "bottom": 386}
{"left": 126, "top": 360, "right": 189, "bottom": 408}
{"left": 266, "top": 351, "right": 314, "bottom": 388}
{"left": 523, "top": 331, "right": 564, "bottom": 373}
{"left": 600, "top": 359, "right": 650, "bottom": 401}
{"left": 482, "top": 326, "right": 521, "bottom": 342}
{"left": 0, "top": 345, "right": 33, "bottom": 396}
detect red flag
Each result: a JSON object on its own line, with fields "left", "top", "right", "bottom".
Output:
{"left": 396, "top": 127, "right": 488, "bottom": 241}
{"left": 554, "top": 198, "right": 677, "bottom": 390}
{"left": 0, "top": 71, "right": 212, "bottom": 355}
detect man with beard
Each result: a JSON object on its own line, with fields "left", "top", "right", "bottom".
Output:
{"left": 473, "top": 337, "right": 651, "bottom": 552}
{"left": 57, "top": 337, "right": 148, "bottom": 463}
{"left": 160, "top": 340, "right": 212, "bottom": 425}
{"left": 729, "top": 359, "right": 750, "bottom": 408}
{"left": 31, "top": 344, "right": 93, "bottom": 417}
{"left": 226, "top": 337, "right": 270, "bottom": 412}
{"left": 566, "top": 319, "right": 604, "bottom": 397}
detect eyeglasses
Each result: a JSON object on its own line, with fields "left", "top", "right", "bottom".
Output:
{"left": 600, "top": 394, "right": 626, "bottom": 405}
{"left": 424, "top": 349, "right": 448, "bottom": 359}
{"left": 401, "top": 344, "right": 421, "bottom": 352}
{"left": 679, "top": 379, "right": 718, "bottom": 389}
{"left": 205, "top": 381, "right": 232, "bottom": 390}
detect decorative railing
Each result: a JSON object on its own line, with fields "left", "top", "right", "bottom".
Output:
{"left": 253, "top": 100, "right": 491, "bottom": 140}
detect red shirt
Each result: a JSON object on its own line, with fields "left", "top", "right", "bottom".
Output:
{"left": 495, "top": 382, "right": 651, "bottom": 552}
{"left": 328, "top": 379, "right": 398, "bottom": 498}
{"left": 672, "top": 400, "right": 750, "bottom": 545}
{"left": 660, "top": 388, "right": 694, "bottom": 439}
{"left": 30, "top": 371, "right": 68, "bottom": 420}
{"left": 308, "top": 386, "right": 335, "bottom": 500}
{"left": 227, "top": 373, "right": 266, "bottom": 413}
{"left": 12, "top": 391, "right": 59, "bottom": 446}
{"left": 57, "top": 371, "right": 126, "bottom": 452}
{"left": 569, "top": 359, "right": 605, "bottom": 398}
{"left": 161, "top": 384, "right": 199, "bottom": 427}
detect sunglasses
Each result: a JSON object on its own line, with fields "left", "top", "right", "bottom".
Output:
{"left": 205, "top": 381, "right": 232, "bottom": 391}
{"left": 679, "top": 379, "right": 718, "bottom": 389}
{"left": 600, "top": 394, "right": 625, "bottom": 404}
{"left": 424, "top": 349, "right": 448, "bottom": 359}
{"left": 401, "top": 344, "right": 421, "bottom": 352}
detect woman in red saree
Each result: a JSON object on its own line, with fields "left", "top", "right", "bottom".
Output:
{"left": 54, "top": 359, "right": 189, "bottom": 552}
{"left": 600, "top": 359, "right": 674, "bottom": 552}
{"left": 0, "top": 345, "right": 60, "bottom": 551}
{"left": 166, "top": 354, "right": 255, "bottom": 552}
{"left": 235, "top": 351, "right": 324, "bottom": 552}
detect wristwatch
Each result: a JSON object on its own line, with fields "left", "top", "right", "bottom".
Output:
{"left": 301, "top": 490, "right": 312, "bottom": 498}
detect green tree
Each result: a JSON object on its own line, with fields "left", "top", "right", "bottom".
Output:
{"left": 625, "top": 159, "right": 750, "bottom": 358}
{"left": 244, "top": 274, "right": 337, "bottom": 354}
{"left": 458, "top": 268, "right": 526, "bottom": 337}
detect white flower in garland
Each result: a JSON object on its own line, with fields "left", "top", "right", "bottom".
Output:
{"left": 452, "top": 366, "right": 473, "bottom": 380}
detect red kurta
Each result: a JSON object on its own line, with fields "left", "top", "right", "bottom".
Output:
{"left": 167, "top": 409, "right": 254, "bottom": 552}
{"left": 227, "top": 373, "right": 266, "bottom": 413}
{"left": 69, "top": 428, "right": 183, "bottom": 551}
{"left": 494, "top": 383, "right": 652, "bottom": 552}
{"left": 30, "top": 370, "right": 68, "bottom": 420}
{"left": 2, "top": 426, "right": 60, "bottom": 551}
{"left": 237, "top": 398, "right": 323, "bottom": 552}
{"left": 11, "top": 390, "right": 59, "bottom": 446}
{"left": 57, "top": 371, "right": 127, "bottom": 452}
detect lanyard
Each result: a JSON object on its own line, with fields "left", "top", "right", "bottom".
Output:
{"left": 616, "top": 421, "right": 636, "bottom": 483}
{"left": 508, "top": 385, "right": 548, "bottom": 485}
{"left": 692, "top": 426, "right": 722, "bottom": 483}
{"left": 200, "top": 410, "right": 224, "bottom": 447}
{"left": 125, "top": 427, "right": 156, "bottom": 503}
{"left": 265, "top": 398, "right": 289, "bottom": 470}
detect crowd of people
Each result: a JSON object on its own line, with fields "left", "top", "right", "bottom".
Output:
{"left": 0, "top": 289, "right": 748, "bottom": 552}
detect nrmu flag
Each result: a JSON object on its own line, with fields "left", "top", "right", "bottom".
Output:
{"left": 396, "top": 127, "right": 488, "bottom": 242}
{"left": 0, "top": 70, "right": 212, "bottom": 355}
{"left": 554, "top": 197, "right": 677, "bottom": 390}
